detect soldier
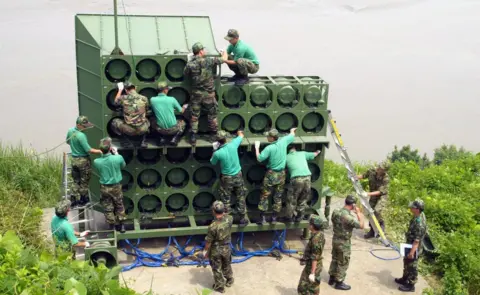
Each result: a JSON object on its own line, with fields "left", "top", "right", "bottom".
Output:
{"left": 149, "top": 81, "right": 188, "bottom": 146}
{"left": 210, "top": 130, "right": 248, "bottom": 227}
{"left": 254, "top": 128, "right": 296, "bottom": 225}
{"left": 356, "top": 162, "right": 389, "bottom": 239}
{"left": 203, "top": 201, "right": 234, "bottom": 293}
{"left": 66, "top": 116, "right": 103, "bottom": 208}
{"left": 183, "top": 42, "right": 225, "bottom": 146}
{"left": 111, "top": 81, "right": 150, "bottom": 148}
{"left": 222, "top": 29, "right": 260, "bottom": 85}
{"left": 51, "top": 199, "right": 90, "bottom": 258}
{"left": 328, "top": 195, "right": 365, "bottom": 290}
{"left": 93, "top": 137, "right": 127, "bottom": 233}
{"left": 395, "top": 199, "right": 427, "bottom": 292}
{"left": 285, "top": 145, "right": 321, "bottom": 222}
{"left": 297, "top": 215, "right": 327, "bottom": 295}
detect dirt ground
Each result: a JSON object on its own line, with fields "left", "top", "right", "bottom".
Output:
{"left": 42, "top": 197, "right": 429, "bottom": 295}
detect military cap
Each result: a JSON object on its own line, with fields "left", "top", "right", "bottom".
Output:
{"left": 345, "top": 195, "right": 356, "bottom": 205}
{"left": 76, "top": 115, "right": 94, "bottom": 128}
{"left": 409, "top": 199, "right": 425, "bottom": 210}
{"left": 309, "top": 215, "right": 328, "bottom": 230}
{"left": 55, "top": 199, "right": 71, "bottom": 216}
{"left": 212, "top": 200, "right": 225, "bottom": 213}
{"left": 264, "top": 129, "right": 279, "bottom": 138}
{"left": 224, "top": 29, "right": 239, "bottom": 41}
{"left": 99, "top": 137, "right": 112, "bottom": 150}
{"left": 123, "top": 81, "right": 135, "bottom": 89}
{"left": 216, "top": 130, "right": 229, "bottom": 141}
{"left": 192, "top": 42, "right": 205, "bottom": 54}
{"left": 157, "top": 81, "right": 172, "bottom": 91}
{"left": 378, "top": 160, "right": 391, "bottom": 170}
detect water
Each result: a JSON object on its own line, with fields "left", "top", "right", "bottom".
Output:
{"left": 1, "top": 0, "right": 479, "bottom": 162}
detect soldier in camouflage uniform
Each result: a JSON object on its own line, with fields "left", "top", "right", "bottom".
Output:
{"left": 203, "top": 201, "right": 234, "bottom": 293}
{"left": 210, "top": 130, "right": 249, "bottom": 226}
{"left": 297, "top": 215, "right": 328, "bottom": 295}
{"left": 93, "top": 137, "right": 127, "bottom": 233}
{"left": 112, "top": 81, "right": 150, "bottom": 148}
{"left": 395, "top": 199, "right": 427, "bottom": 292}
{"left": 183, "top": 42, "right": 225, "bottom": 146}
{"left": 285, "top": 145, "right": 321, "bottom": 222}
{"left": 255, "top": 128, "right": 296, "bottom": 224}
{"left": 357, "top": 162, "right": 389, "bottom": 239}
{"left": 65, "top": 116, "right": 103, "bottom": 208}
{"left": 328, "top": 195, "right": 365, "bottom": 290}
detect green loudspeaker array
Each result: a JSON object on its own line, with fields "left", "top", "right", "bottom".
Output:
{"left": 298, "top": 76, "right": 329, "bottom": 110}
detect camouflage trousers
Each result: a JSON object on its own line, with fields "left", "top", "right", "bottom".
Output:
{"left": 111, "top": 118, "right": 149, "bottom": 137}
{"left": 259, "top": 169, "right": 286, "bottom": 212}
{"left": 297, "top": 262, "right": 322, "bottom": 295}
{"left": 71, "top": 156, "right": 91, "bottom": 202}
{"left": 189, "top": 90, "right": 218, "bottom": 134}
{"left": 219, "top": 172, "right": 247, "bottom": 217}
{"left": 149, "top": 117, "right": 186, "bottom": 136}
{"left": 369, "top": 195, "right": 387, "bottom": 223}
{"left": 227, "top": 55, "right": 259, "bottom": 76}
{"left": 402, "top": 257, "right": 419, "bottom": 285}
{"left": 328, "top": 241, "right": 351, "bottom": 282}
{"left": 100, "top": 184, "right": 126, "bottom": 225}
{"left": 286, "top": 176, "right": 311, "bottom": 219}
{"left": 209, "top": 245, "right": 233, "bottom": 290}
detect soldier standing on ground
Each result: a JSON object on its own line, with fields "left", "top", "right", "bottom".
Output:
{"left": 210, "top": 130, "right": 249, "bottom": 227}
{"left": 328, "top": 195, "right": 365, "bottom": 290}
{"left": 203, "top": 201, "right": 234, "bottom": 293}
{"left": 285, "top": 145, "right": 321, "bottom": 223}
{"left": 93, "top": 137, "right": 127, "bottom": 233}
{"left": 297, "top": 215, "right": 327, "bottom": 295}
{"left": 183, "top": 42, "right": 225, "bottom": 146}
{"left": 66, "top": 116, "right": 103, "bottom": 208}
{"left": 149, "top": 81, "right": 188, "bottom": 146}
{"left": 111, "top": 82, "right": 150, "bottom": 148}
{"left": 395, "top": 199, "right": 427, "bottom": 292}
{"left": 255, "top": 128, "right": 296, "bottom": 225}
{"left": 356, "top": 163, "right": 389, "bottom": 239}
{"left": 222, "top": 29, "right": 260, "bottom": 85}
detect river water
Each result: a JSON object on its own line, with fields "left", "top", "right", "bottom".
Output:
{"left": 1, "top": 0, "right": 479, "bottom": 162}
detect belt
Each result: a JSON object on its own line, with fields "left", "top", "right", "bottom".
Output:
{"left": 213, "top": 241, "right": 231, "bottom": 246}
{"left": 291, "top": 175, "right": 310, "bottom": 179}
{"left": 72, "top": 155, "right": 89, "bottom": 158}
{"left": 269, "top": 169, "right": 284, "bottom": 173}
{"left": 101, "top": 183, "right": 121, "bottom": 187}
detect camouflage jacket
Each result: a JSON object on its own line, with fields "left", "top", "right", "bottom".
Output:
{"left": 303, "top": 231, "right": 325, "bottom": 266}
{"left": 115, "top": 90, "right": 150, "bottom": 127}
{"left": 205, "top": 214, "right": 233, "bottom": 249}
{"left": 183, "top": 56, "right": 224, "bottom": 93}
{"left": 405, "top": 212, "right": 427, "bottom": 253}
{"left": 363, "top": 169, "right": 389, "bottom": 196}
{"left": 331, "top": 208, "right": 361, "bottom": 242}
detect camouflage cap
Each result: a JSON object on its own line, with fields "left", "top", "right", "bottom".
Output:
{"left": 99, "top": 137, "right": 112, "bottom": 150}
{"left": 216, "top": 130, "right": 229, "bottom": 141}
{"left": 212, "top": 200, "right": 225, "bottom": 213}
{"left": 192, "top": 42, "right": 205, "bottom": 54}
{"left": 224, "top": 29, "right": 239, "bottom": 41}
{"left": 157, "top": 81, "right": 172, "bottom": 91}
{"left": 378, "top": 160, "right": 391, "bottom": 170}
{"left": 345, "top": 195, "right": 356, "bottom": 205}
{"left": 309, "top": 214, "right": 328, "bottom": 230}
{"left": 264, "top": 129, "right": 279, "bottom": 138}
{"left": 409, "top": 199, "right": 425, "bottom": 210}
{"left": 55, "top": 199, "right": 71, "bottom": 216}
{"left": 76, "top": 115, "right": 94, "bottom": 128}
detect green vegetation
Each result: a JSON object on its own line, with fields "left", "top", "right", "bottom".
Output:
{"left": 324, "top": 144, "right": 479, "bottom": 295}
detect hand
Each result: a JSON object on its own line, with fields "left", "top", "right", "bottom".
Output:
{"left": 290, "top": 128, "right": 297, "bottom": 134}
{"left": 254, "top": 141, "right": 260, "bottom": 150}
{"left": 80, "top": 230, "right": 90, "bottom": 237}
{"left": 182, "top": 104, "right": 189, "bottom": 110}
{"left": 117, "top": 82, "right": 124, "bottom": 91}
{"left": 354, "top": 206, "right": 362, "bottom": 214}
{"left": 85, "top": 241, "right": 90, "bottom": 248}
{"left": 237, "top": 130, "right": 244, "bottom": 136}
{"left": 110, "top": 146, "right": 118, "bottom": 155}
{"left": 212, "top": 142, "right": 220, "bottom": 151}
{"left": 308, "top": 273, "right": 315, "bottom": 283}
{"left": 407, "top": 252, "right": 414, "bottom": 260}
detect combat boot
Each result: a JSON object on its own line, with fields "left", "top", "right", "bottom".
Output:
{"left": 170, "top": 131, "right": 182, "bottom": 146}
{"left": 334, "top": 281, "right": 351, "bottom": 290}
{"left": 239, "top": 217, "right": 249, "bottom": 227}
{"left": 328, "top": 276, "right": 335, "bottom": 286}
{"left": 108, "top": 223, "right": 115, "bottom": 231}
{"left": 398, "top": 284, "right": 415, "bottom": 292}
{"left": 395, "top": 277, "right": 407, "bottom": 285}
{"left": 235, "top": 75, "right": 249, "bottom": 86}
{"left": 189, "top": 132, "right": 197, "bottom": 146}
{"left": 294, "top": 214, "right": 303, "bottom": 223}
{"left": 256, "top": 212, "right": 266, "bottom": 225}
{"left": 227, "top": 74, "right": 240, "bottom": 82}
{"left": 271, "top": 212, "right": 278, "bottom": 224}
{"left": 79, "top": 195, "right": 90, "bottom": 206}
{"left": 140, "top": 135, "right": 148, "bottom": 148}
{"left": 364, "top": 223, "right": 375, "bottom": 239}
{"left": 226, "top": 278, "right": 234, "bottom": 287}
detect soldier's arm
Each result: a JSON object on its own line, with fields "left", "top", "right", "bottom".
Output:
{"left": 117, "top": 155, "right": 126, "bottom": 168}
{"left": 257, "top": 146, "right": 270, "bottom": 162}
{"left": 232, "top": 131, "right": 244, "bottom": 148}
{"left": 304, "top": 151, "right": 320, "bottom": 161}
{"left": 210, "top": 152, "right": 218, "bottom": 165}
{"left": 203, "top": 227, "right": 215, "bottom": 257}
{"left": 408, "top": 219, "right": 426, "bottom": 259}
{"left": 79, "top": 134, "right": 102, "bottom": 155}
{"left": 183, "top": 64, "right": 191, "bottom": 77}
{"left": 367, "top": 176, "right": 389, "bottom": 197}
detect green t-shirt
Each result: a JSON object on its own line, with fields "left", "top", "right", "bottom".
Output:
{"left": 210, "top": 136, "right": 243, "bottom": 176}
{"left": 258, "top": 134, "right": 295, "bottom": 171}
{"left": 286, "top": 151, "right": 316, "bottom": 178}
{"left": 150, "top": 93, "right": 182, "bottom": 129}
{"left": 51, "top": 215, "right": 78, "bottom": 249}
{"left": 66, "top": 127, "right": 91, "bottom": 157}
{"left": 227, "top": 40, "right": 259, "bottom": 65}
{"left": 93, "top": 153, "right": 126, "bottom": 185}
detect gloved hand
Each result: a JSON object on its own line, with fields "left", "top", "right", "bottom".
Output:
{"left": 80, "top": 230, "right": 90, "bottom": 237}
{"left": 212, "top": 142, "right": 220, "bottom": 151}
{"left": 85, "top": 241, "right": 90, "bottom": 248}
{"left": 361, "top": 191, "right": 368, "bottom": 199}
{"left": 254, "top": 141, "right": 260, "bottom": 150}
{"left": 117, "top": 82, "right": 124, "bottom": 91}
{"left": 110, "top": 146, "right": 118, "bottom": 155}
{"left": 182, "top": 104, "right": 189, "bottom": 110}
{"left": 308, "top": 273, "right": 315, "bottom": 282}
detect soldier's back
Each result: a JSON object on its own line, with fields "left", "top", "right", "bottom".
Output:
{"left": 331, "top": 208, "right": 359, "bottom": 241}
{"left": 121, "top": 91, "right": 149, "bottom": 126}
{"left": 185, "top": 56, "right": 220, "bottom": 93}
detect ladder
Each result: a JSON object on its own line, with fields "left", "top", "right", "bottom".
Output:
{"left": 326, "top": 110, "right": 390, "bottom": 246}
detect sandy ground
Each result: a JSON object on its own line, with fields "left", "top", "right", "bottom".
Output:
{"left": 41, "top": 197, "right": 429, "bottom": 295}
